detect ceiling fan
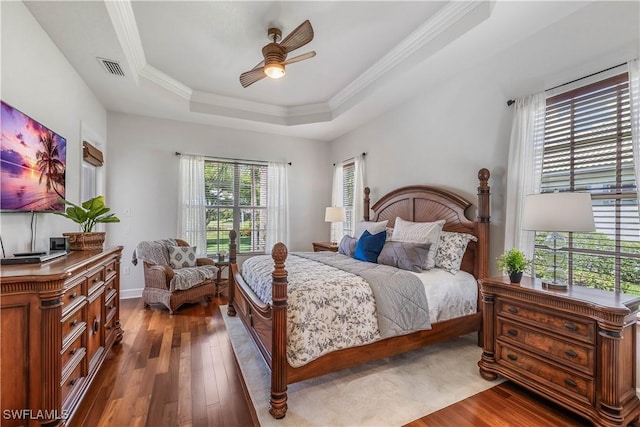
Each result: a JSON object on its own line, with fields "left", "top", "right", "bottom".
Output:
{"left": 239, "top": 19, "right": 316, "bottom": 88}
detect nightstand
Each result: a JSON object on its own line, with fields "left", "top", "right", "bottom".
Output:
{"left": 211, "top": 257, "right": 229, "bottom": 296}
{"left": 312, "top": 242, "right": 338, "bottom": 252}
{"left": 478, "top": 275, "right": 640, "bottom": 427}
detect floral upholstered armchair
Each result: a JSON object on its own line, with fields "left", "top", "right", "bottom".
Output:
{"left": 132, "top": 238, "right": 217, "bottom": 314}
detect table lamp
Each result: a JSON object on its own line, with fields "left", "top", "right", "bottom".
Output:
{"left": 325, "top": 207, "right": 345, "bottom": 245}
{"left": 522, "top": 192, "right": 595, "bottom": 290}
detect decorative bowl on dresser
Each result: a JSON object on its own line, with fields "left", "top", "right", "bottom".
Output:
{"left": 1, "top": 247, "right": 123, "bottom": 426}
{"left": 478, "top": 275, "right": 640, "bottom": 427}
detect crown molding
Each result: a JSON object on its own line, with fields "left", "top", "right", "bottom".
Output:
{"left": 105, "top": 0, "right": 486, "bottom": 126}
{"left": 191, "top": 91, "right": 289, "bottom": 117}
{"left": 104, "top": 0, "right": 145, "bottom": 84}
{"left": 329, "top": 0, "right": 484, "bottom": 111}
{"left": 140, "top": 65, "right": 192, "bottom": 100}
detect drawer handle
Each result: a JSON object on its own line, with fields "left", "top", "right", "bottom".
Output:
{"left": 507, "top": 306, "right": 518, "bottom": 314}
{"left": 93, "top": 278, "right": 99, "bottom": 283}
{"left": 565, "top": 349, "right": 578, "bottom": 358}
{"left": 564, "top": 378, "right": 577, "bottom": 388}
{"left": 564, "top": 322, "right": 578, "bottom": 332}
{"left": 507, "top": 329, "right": 518, "bottom": 337}
{"left": 92, "top": 318, "right": 100, "bottom": 334}
{"left": 106, "top": 325, "right": 112, "bottom": 331}
{"left": 69, "top": 378, "right": 78, "bottom": 386}
{"left": 507, "top": 354, "right": 518, "bottom": 361}
{"left": 69, "top": 348, "right": 77, "bottom": 355}
{"left": 70, "top": 319, "right": 78, "bottom": 327}
{"left": 70, "top": 292, "right": 78, "bottom": 299}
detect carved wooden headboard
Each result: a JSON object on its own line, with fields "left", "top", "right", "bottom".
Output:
{"left": 363, "top": 168, "right": 490, "bottom": 279}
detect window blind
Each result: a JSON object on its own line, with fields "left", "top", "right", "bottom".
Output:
{"left": 204, "top": 160, "right": 268, "bottom": 254}
{"left": 342, "top": 162, "right": 355, "bottom": 237}
{"left": 537, "top": 72, "right": 640, "bottom": 295}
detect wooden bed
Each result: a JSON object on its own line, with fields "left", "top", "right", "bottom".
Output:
{"left": 227, "top": 168, "right": 491, "bottom": 419}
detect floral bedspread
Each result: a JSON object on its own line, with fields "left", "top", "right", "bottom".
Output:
{"left": 241, "top": 253, "right": 381, "bottom": 367}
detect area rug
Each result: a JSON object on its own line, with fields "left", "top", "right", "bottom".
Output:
{"left": 221, "top": 306, "right": 502, "bottom": 427}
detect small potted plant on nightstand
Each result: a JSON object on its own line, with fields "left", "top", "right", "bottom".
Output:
{"left": 497, "top": 248, "right": 531, "bottom": 284}
{"left": 54, "top": 195, "right": 120, "bottom": 250}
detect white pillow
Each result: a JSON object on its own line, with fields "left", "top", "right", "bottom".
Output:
{"left": 354, "top": 220, "right": 389, "bottom": 239}
{"left": 168, "top": 246, "right": 197, "bottom": 269}
{"left": 390, "top": 218, "right": 445, "bottom": 269}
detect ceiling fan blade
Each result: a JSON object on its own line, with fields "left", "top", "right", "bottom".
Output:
{"left": 279, "top": 20, "right": 313, "bottom": 54}
{"left": 283, "top": 51, "right": 316, "bottom": 65}
{"left": 240, "top": 67, "right": 266, "bottom": 88}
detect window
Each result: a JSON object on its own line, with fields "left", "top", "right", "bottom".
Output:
{"left": 535, "top": 73, "right": 640, "bottom": 295}
{"left": 342, "top": 162, "right": 355, "bottom": 237}
{"left": 81, "top": 141, "right": 103, "bottom": 202}
{"left": 204, "top": 160, "right": 268, "bottom": 254}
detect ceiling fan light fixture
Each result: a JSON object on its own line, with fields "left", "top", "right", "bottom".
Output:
{"left": 264, "top": 63, "right": 285, "bottom": 79}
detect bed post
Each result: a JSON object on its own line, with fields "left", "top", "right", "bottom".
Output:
{"left": 364, "top": 187, "right": 371, "bottom": 221}
{"left": 227, "top": 230, "right": 237, "bottom": 317}
{"left": 270, "top": 242, "right": 289, "bottom": 419}
{"left": 476, "top": 168, "right": 491, "bottom": 281}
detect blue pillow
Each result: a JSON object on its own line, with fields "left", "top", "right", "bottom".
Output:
{"left": 354, "top": 230, "right": 386, "bottom": 263}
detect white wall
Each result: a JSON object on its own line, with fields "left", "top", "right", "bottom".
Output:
{"left": 106, "top": 112, "right": 330, "bottom": 297}
{"left": 0, "top": 1, "right": 108, "bottom": 254}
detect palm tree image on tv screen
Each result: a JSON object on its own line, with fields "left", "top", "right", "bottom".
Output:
{"left": 0, "top": 100, "right": 66, "bottom": 213}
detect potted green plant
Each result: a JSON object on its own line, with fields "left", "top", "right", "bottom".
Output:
{"left": 54, "top": 195, "right": 120, "bottom": 250}
{"left": 497, "top": 248, "right": 531, "bottom": 283}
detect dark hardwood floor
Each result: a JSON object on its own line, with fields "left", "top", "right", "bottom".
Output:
{"left": 71, "top": 296, "right": 255, "bottom": 427}
{"left": 72, "top": 296, "right": 637, "bottom": 427}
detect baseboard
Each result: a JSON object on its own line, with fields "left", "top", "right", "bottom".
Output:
{"left": 120, "top": 288, "right": 143, "bottom": 299}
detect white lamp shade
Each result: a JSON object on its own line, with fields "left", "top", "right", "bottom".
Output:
{"left": 522, "top": 192, "right": 595, "bottom": 232}
{"left": 325, "top": 207, "right": 345, "bottom": 222}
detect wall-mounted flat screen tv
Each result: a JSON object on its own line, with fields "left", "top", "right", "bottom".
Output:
{"left": 1, "top": 100, "right": 66, "bottom": 212}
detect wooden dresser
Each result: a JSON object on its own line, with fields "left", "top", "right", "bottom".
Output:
{"left": 479, "top": 276, "right": 640, "bottom": 427}
{"left": 1, "top": 247, "right": 123, "bottom": 426}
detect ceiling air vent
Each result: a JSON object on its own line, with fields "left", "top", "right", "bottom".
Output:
{"left": 97, "top": 57, "right": 125, "bottom": 77}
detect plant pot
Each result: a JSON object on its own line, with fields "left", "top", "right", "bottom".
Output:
{"left": 509, "top": 271, "right": 523, "bottom": 284}
{"left": 63, "top": 232, "right": 105, "bottom": 251}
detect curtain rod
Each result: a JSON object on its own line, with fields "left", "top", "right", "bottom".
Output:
{"left": 506, "top": 62, "right": 627, "bottom": 107}
{"left": 333, "top": 152, "right": 366, "bottom": 167}
{"left": 175, "top": 151, "right": 291, "bottom": 165}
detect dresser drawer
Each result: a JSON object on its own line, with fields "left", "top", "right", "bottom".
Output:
{"left": 497, "top": 318, "right": 594, "bottom": 375}
{"left": 497, "top": 342, "right": 594, "bottom": 406}
{"left": 87, "top": 268, "right": 105, "bottom": 294}
{"left": 61, "top": 305, "right": 85, "bottom": 343}
{"left": 104, "top": 314, "right": 117, "bottom": 347}
{"left": 497, "top": 300, "right": 595, "bottom": 344}
{"left": 61, "top": 357, "right": 85, "bottom": 406}
{"left": 104, "top": 259, "right": 118, "bottom": 281}
{"left": 62, "top": 280, "right": 86, "bottom": 317}
{"left": 61, "top": 332, "right": 86, "bottom": 371}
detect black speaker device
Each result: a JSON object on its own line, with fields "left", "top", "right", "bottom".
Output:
{"left": 50, "top": 237, "right": 69, "bottom": 252}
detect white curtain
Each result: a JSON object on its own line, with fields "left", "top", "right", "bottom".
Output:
{"left": 353, "top": 153, "right": 366, "bottom": 226}
{"left": 629, "top": 59, "right": 640, "bottom": 216}
{"left": 330, "top": 164, "right": 344, "bottom": 242}
{"left": 266, "top": 162, "right": 289, "bottom": 252}
{"left": 177, "top": 154, "right": 207, "bottom": 256}
{"left": 504, "top": 92, "right": 546, "bottom": 259}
